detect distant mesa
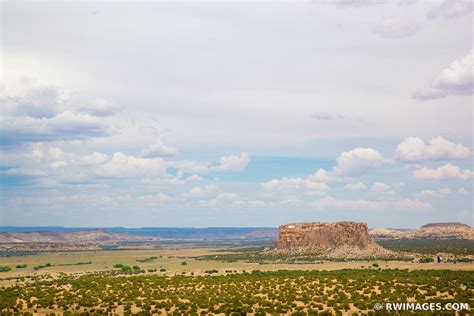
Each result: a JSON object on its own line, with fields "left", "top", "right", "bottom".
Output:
{"left": 421, "top": 222, "right": 471, "bottom": 229}
{"left": 277, "top": 222, "right": 371, "bottom": 250}
{"left": 370, "top": 222, "right": 474, "bottom": 240}
{"left": 275, "top": 221, "right": 395, "bottom": 259}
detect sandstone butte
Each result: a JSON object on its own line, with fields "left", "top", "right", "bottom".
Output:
{"left": 274, "top": 221, "right": 395, "bottom": 259}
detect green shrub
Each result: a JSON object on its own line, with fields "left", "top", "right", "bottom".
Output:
{"left": 419, "top": 257, "right": 434, "bottom": 263}
{"left": 33, "top": 263, "right": 52, "bottom": 271}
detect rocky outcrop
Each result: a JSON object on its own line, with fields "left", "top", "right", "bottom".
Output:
{"left": 275, "top": 222, "right": 394, "bottom": 259}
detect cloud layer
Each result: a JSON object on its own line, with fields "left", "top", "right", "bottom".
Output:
{"left": 0, "top": 1, "right": 471, "bottom": 227}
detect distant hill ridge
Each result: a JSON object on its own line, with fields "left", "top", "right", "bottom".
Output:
{"left": 0, "top": 227, "right": 278, "bottom": 242}
{"left": 0, "top": 229, "right": 154, "bottom": 243}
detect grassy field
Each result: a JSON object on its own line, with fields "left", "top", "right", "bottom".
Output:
{"left": 1, "top": 247, "right": 474, "bottom": 280}
{"left": 376, "top": 239, "right": 474, "bottom": 256}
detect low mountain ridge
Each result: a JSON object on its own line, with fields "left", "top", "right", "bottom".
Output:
{"left": 0, "top": 229, "right": 154, "bottom": 244}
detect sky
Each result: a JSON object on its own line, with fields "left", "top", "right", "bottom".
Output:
{"left": 0, "top": 0, "right": 472, "bottom": 228}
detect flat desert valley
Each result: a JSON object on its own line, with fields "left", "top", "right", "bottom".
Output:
{"left": 0, "top": 223, "right": 473, "bottom": 315}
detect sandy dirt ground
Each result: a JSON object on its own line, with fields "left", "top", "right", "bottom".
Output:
{"left": 1, "top": 246, "right": 472, "bottom": 282}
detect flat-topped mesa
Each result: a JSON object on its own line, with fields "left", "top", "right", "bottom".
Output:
{"left": 421, "top": 222, "right": 471, "bottom": 229}
{"left": 277, "top": 221, "right": 373, "bottom": 251}
{"left": 273, "top": 221, "right": 396, "bottom": 259}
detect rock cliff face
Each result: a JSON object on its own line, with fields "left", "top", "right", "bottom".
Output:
{"left": 275, "top": 221, "right": 394, "bottom": 258}
{"left": 277, "top": 222, "right": 372, "bottom": 251}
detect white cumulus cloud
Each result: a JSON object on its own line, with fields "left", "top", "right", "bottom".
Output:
{"left": 141, "top": 140, "right": 178, "bottom": 158}
{"left": 0, "top": 111, "right": 109, "bottom": 145}
{"left": 371, "top": 182, "right": 392, "bottom": 192}
{"left": 188, "top": 185, "right": 218, "bottom": 197}
{"left": 396, "top": 136, "right": 470, "bottom": 163}
{"left": 413, "top": 163, "right": 473, "bottom": 181}
{"left": 0, "top": 77, "right": 70, "bottom": 118}
{"left": 308, "top": 168, "right": 341, "bottom": 183}
{"left": 262, "top": 177, "right": 329, "bottom": 196}
{"left": 98, "top": 152, "right": 167, "bottom": 178}
{"left": 414, "top": 51, "right": 474, "bottom": 100}
{"left": 371, "top": 182, "right": 396, "bottom": 196}
{"left": 172, "top": 152, "right": 250, "bottom": 174}
{"left": 211, "top": 152, "right": 249, "bottom": 172}
{"left": 79, "top": 152, "right": 109, "bottom": 166}
{"left": 333, "top": 147, "right": 384, "bottom": 176}
{"left": 344, "top": 182, "right": 367, "bottom": 190}
{"left": 416, "top": 187, "right": 452, "bottom": 200}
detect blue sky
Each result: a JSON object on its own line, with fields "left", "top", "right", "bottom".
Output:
{"left": 0, "top": 0, "right": 472, "bottom": 228}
